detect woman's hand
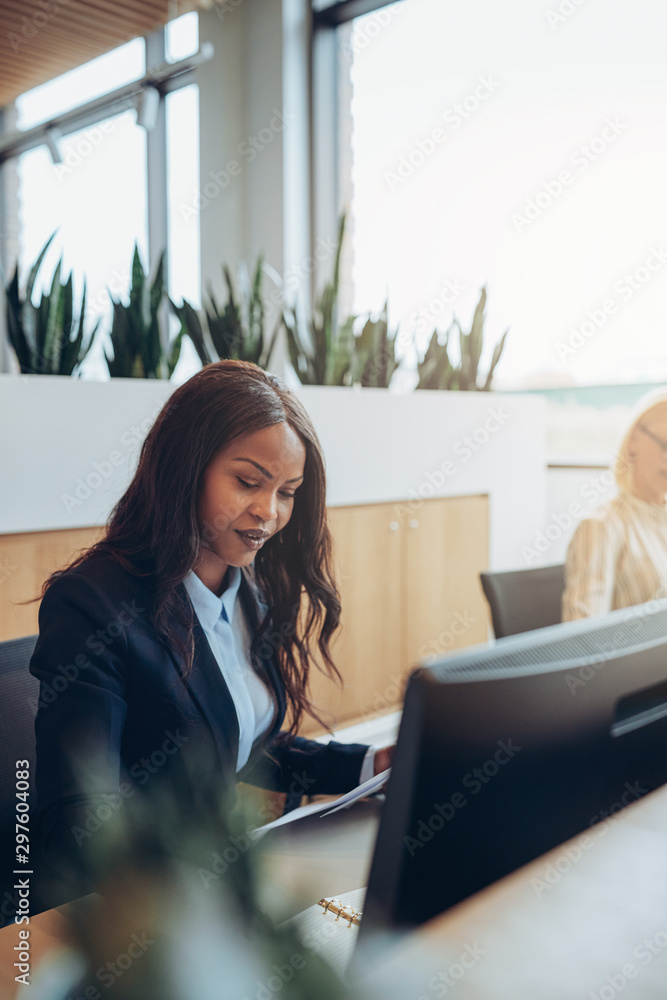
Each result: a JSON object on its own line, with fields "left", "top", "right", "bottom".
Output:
{"left": 373, "top": 745, "right": 395, "bottom": 775}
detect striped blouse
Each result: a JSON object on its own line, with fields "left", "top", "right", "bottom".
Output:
{"left": 562, "top": 490, "right": 667, "bottom": 621}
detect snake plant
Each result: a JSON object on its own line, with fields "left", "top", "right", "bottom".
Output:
{"left": 348, "top": 301, "right": 400, "bottom": 388}
{"left": 416, "top": 286, "right": 508, "bottom": 391}
{"left": 4, "top": 232, "right": 98, "bottom": 376}
{"left": 105, "top": 245, "right": 182, "bottom": 379}
{"left": 282, "top": 216, "right": 401, "bottom": 387}
{"left": 170, "top": 256, "right": 279, "bottom": 369}
{"left": 282, "top": 215, "right": 355, "bottom": 385}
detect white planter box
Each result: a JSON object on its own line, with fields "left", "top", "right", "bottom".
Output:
{"left": 0, "top": 374, "right": 174, "bottom": 536}
{"left": 0, "top": 375, "right": 547, "bottom": 569}
{"left": 294, "top": 386, "right": 547, "bottom": 569}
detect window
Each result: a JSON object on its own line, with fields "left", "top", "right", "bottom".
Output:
{"left": 166, "top": 11, "right": 199, "bottom": 64}
{"left": 16, "top": 40, "right": 145, "bottom": 131}
{"left": 166, "top": 82, "right": 202, "bottom": 384}
{"left": 335, "top": 0, "right": 667, "bottom": 392}
{"left": 4, "top": 15, "right": 201, "bottom": 380}
{"left": 17, "top": 111, "right": 148, "bottom": 379}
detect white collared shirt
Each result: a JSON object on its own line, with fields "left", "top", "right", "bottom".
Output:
{"left": 183, "top": 567, "right": 275, "bottom": 771}
{"left": 183, "top": 567, "right": 377, "bottom": 782}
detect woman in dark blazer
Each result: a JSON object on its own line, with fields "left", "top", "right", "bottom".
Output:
{"left": 29, "top": 360, "right": 390, "bottom": 899}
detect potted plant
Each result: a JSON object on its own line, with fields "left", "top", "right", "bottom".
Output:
{"left": 169, "top": 255, "right": 280, "bottom": 369}
{"left": 416, "top": 286, "right": 508, "bottom": 391}
{"left": 282, "top": 216, "right": 401, "bottom": 388}
{"left": 105, "top": 245, "right": 182, "bottom": 379}
{"left": 3, "top": 232, "right": 99, "bottom": 376}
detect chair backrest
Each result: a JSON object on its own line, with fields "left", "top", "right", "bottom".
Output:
{"left": 0, "top": 635, "right": 39, "bottom": 927}
{"left": 480, "top": 564, "right": 566, "bottom": 639}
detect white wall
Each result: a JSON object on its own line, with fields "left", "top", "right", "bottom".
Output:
{"left": 0, "top": 374, "right": 547, "bottom": 572}
{"left": 537, "top": 463, "right": 617, "bottom": 568}
{"left": 196, "top": 0, "right": 313, "bottom": 379}
{"left": 0, "top": 375, "right": 174, "bottom": 535}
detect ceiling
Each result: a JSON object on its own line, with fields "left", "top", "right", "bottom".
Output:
{"left": 0, "top": 0, "right": 210, "bottom": 108}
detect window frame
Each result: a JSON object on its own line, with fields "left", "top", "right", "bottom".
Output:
{"left": 313, "top": 0, "right": 397, "bottom": 27}
{"left": 0, "top": 22, "right": 206, "bottom": 373}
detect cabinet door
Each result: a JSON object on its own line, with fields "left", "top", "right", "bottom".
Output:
{"left": 302, "top": 504, "right": 404, "bottom": 733}
{"left": 0, "top": 527, "right": 105, "bottom": 641}
{"left": 403, "top": 495, "right": 489, "bottom": 669}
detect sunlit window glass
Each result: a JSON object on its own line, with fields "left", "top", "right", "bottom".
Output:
{"left": 16, "top": 39, "right": 145, "bottom": 131}
{"left": 341, "top": 0, "right": 667, "bottom": 391}
{"left": 166, "top": 11, "right": 199, "bottom": 63}
{"left": 17, "top": 111, "right": 148, "bottom": 379}
{"left": 166, "top": 82, "right": 202, "bottom": 383}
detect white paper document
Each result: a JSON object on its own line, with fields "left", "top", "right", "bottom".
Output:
{"left": 251, "top": 768, "right": 390, "bottom": 838}
{"left": 280, "top": 887, "right": 367, "bottom": 972}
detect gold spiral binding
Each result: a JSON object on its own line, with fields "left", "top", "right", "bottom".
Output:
{"left": 317, "top": 897, "right": 363, "bottom": 927}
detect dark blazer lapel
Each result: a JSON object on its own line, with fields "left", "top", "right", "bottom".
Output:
{"left": 247, "top": 653, "right": 285, "bottom": 759}
{"left": 238, "top": 574, "right": 287, "bottom": 759}
{"left": 168, "top": 584, "right": 240, "bottom": 773}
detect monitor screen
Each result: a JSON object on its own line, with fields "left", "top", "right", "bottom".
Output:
{"left": 359, "top": 599, "right": 667, "bottom": 943}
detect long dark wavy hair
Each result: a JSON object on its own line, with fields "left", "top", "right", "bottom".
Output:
{"left": 38, "top": 360, "right": 342, "bottom": 734}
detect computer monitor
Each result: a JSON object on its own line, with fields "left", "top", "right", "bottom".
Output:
{"left": 359, "top": 599, "right": 667, "bottom": 942}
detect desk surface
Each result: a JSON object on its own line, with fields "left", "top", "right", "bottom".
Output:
{"left": 0, "top": 798, "right": 381, "bottom": 999}
{"left": 366, "top": 780, "right": 667, "bottom": 999}
{"left": 3, "top": 786, "right": 667, "bottom": 999}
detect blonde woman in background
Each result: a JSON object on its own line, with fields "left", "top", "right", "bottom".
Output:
{"left": 562, "top": 389, "right": 667, "bottom": 621}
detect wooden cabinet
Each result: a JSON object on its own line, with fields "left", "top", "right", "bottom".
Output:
{"left": 302, "top": 495, "right": 489, "bottom": 734}
{"left": 403, "top": 495, "right": 489, "bottom": 665}
{"left": 0, "top": 527, "right": 105, "bottom": 641}
{"left": 302, "top": 503, "right": 405, "bottom": 734}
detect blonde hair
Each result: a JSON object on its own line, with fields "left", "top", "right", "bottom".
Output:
{"left": 614, "top": 387, "right": 667, "bottom": 491}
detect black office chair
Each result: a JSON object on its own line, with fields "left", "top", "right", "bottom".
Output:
{"left": 480, "top": 564, "right": 566, "bottom": 639}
